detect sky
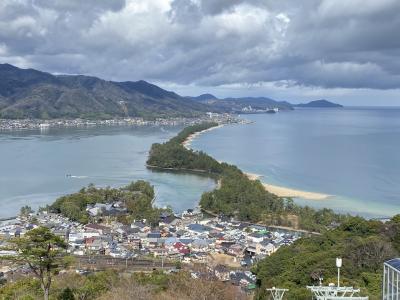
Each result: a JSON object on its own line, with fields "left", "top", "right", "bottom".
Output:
{"left": 1, "top": 0, "right": 400, "bottom": 105}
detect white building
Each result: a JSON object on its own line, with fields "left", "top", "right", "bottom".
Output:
{"left": 384, "top": 258, "right": 400, "bottom": 300}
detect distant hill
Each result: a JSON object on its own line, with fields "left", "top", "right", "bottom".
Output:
{"left": 0, "top": 64, "right": 210, "bottom": 119}
{"left": 188, "top": 95, "right": 293, "bottom": 112}
{"left": 190, "top": 93, "right": 218, "bottom": 101}
{"left": 294, "top": 99, "right": 343, "bottom": 108}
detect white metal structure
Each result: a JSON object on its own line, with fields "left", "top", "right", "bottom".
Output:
{"left": 383, "top": 258, "right": 400, "bottom": 300}
{"left": 266, "top": 287, "right": 289, "bottom": 300}
{"left": 306, "top": 258, "right": 368, "bottom": 299}
{"left": 306, "top": 286, "right": 368, "bottom": 300}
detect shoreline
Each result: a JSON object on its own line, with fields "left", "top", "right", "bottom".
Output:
{"left": 245, "top": 172, "right": 331, "bottom": 200}
{"left": 0, "top": 115, "right": 238, "bottom": 131}
{"left": 182, "top": 124, "right": 225, "bottom": 150}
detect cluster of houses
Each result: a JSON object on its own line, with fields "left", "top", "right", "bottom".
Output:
{"left": 0, "top": 203, "right": 300, "bottom": 290}
{"left": 0, "top": 113, "right": 241, "bottom": 131}
{"left": 241, "top": 106, "right": 279, "bottom": 114}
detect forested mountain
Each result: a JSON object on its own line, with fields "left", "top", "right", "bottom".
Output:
{"left": 0, "top": 64, "right": 210, "bottom": 119}
{"left": 189, "top": 93, "right": 218, "bottom": 101}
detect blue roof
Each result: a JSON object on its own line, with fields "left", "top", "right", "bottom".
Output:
{"left": 385, "top": 258, "right": 400, "bottom": 271}
{"left": 147, "top": 232, "right": 161, "bottom": 238}
{"left": 165, "top": 237, "right": 179, "bottom": 246}
{"left": 179, "top": 238, "right": 193, "bottom": 245}
{"left": 188, "top": 224, "right": 210, "bottom": 232}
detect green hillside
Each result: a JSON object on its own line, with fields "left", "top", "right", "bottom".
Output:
{"left": 0, "top": 64, "right": 210, "bottom": 119}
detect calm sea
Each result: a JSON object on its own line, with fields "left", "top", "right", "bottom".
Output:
{"left": 0, "top": 125, "right": 216, "bottom": 218}
{"left": 191, "top": 107, "right": 400, "bottom": 218}
{"left": 1, "top": 107, "right": 399, "bottom": 219}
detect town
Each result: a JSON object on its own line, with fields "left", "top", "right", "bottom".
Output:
{"left": 0, "top": 200, "right": 300, "bottom": 294}
{"left": 0, "top": 113, "right": 247, "bottom": 131}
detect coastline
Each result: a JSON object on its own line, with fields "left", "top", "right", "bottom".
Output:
{"left": 0, "top": 115, "right": 238, "bottom": 131}
{"left": 245, "top": 172, "right": 331, "bottom": 200}
{"left": 182, "top": 124, "right": 225, "bottom": 150}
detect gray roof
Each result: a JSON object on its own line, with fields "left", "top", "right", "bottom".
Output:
{"left": 192, "top": 239, "right": 209, "bottom": 247}
{"left": 188, "top": 224, "right": 211, "bottom": 233}
{"left": 385, "top": 258, "right": 400, "bottom": 271}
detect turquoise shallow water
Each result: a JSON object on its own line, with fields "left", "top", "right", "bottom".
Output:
{"left": 191, "top": 108, "right": 400, "bottom": 218}
{"left": 0, "top": 126, "right": 216, "bottom": 218}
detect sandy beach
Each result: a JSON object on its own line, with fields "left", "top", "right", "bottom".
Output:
{"left": 245, "top": 172, "right": 331, "bottom": 200}
{"left": 182, "top": 124, "right": 225, "bottom": 150}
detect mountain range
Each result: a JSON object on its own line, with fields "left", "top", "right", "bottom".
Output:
{"left": 0, "top": 64, "right": 209, "bottom": 119}
{"left": 0, "top": 64, "right": 342, "bottom": 119}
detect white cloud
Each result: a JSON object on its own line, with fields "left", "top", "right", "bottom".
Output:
{"left": 0, "top": 0, "right": 399, "bottom": 104}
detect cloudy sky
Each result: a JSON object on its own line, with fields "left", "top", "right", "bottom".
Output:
{"left": 1, "top": 0, "right": 400, "bottom": 105}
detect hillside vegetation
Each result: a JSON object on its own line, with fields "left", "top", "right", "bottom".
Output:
{"left": 0, "top": 270, "right": 245, "bottom": 300}
{"left": 49, "top": 180, "right": 168, "bottom": 226}
{"left": 254, "top": 216, "right": 400, "bottom": 299}
{"left": 0, "top": 64, "right": 209, "bottom": 119}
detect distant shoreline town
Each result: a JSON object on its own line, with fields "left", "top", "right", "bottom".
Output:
{"left": 0, "top": 113, "right": 249, "bottom": 131}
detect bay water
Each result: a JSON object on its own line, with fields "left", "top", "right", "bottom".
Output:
{"left": 191, "top": 108, "right": 400, "bottom": 218}
{"left": 0, "top": 125, "right": 215, "bottom": 218}
{"left": 1, "top": 107, "right": 399, "bottom": 219}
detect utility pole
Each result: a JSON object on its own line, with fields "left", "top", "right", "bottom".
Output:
{"left": 336, "top": 258, "right": 342, "bottom": 288}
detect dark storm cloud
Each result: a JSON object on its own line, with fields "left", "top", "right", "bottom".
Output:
{"left": 0, "top": 0, "right": 400, "bottom": 90}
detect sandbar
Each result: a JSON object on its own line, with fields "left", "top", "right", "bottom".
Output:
{"left": 245, "top": 172, "right": 331, "bottom": 200}
{"left": 182, "top": 124, "right": 225, "bottom": 150}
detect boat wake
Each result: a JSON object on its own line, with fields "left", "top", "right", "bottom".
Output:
{"left": 66, "top": 174, "right": 89, "bottom": 179}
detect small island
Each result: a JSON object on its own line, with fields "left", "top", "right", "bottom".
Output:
{"left": 294, "top": 99, "right": 343, "bottom": 108}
